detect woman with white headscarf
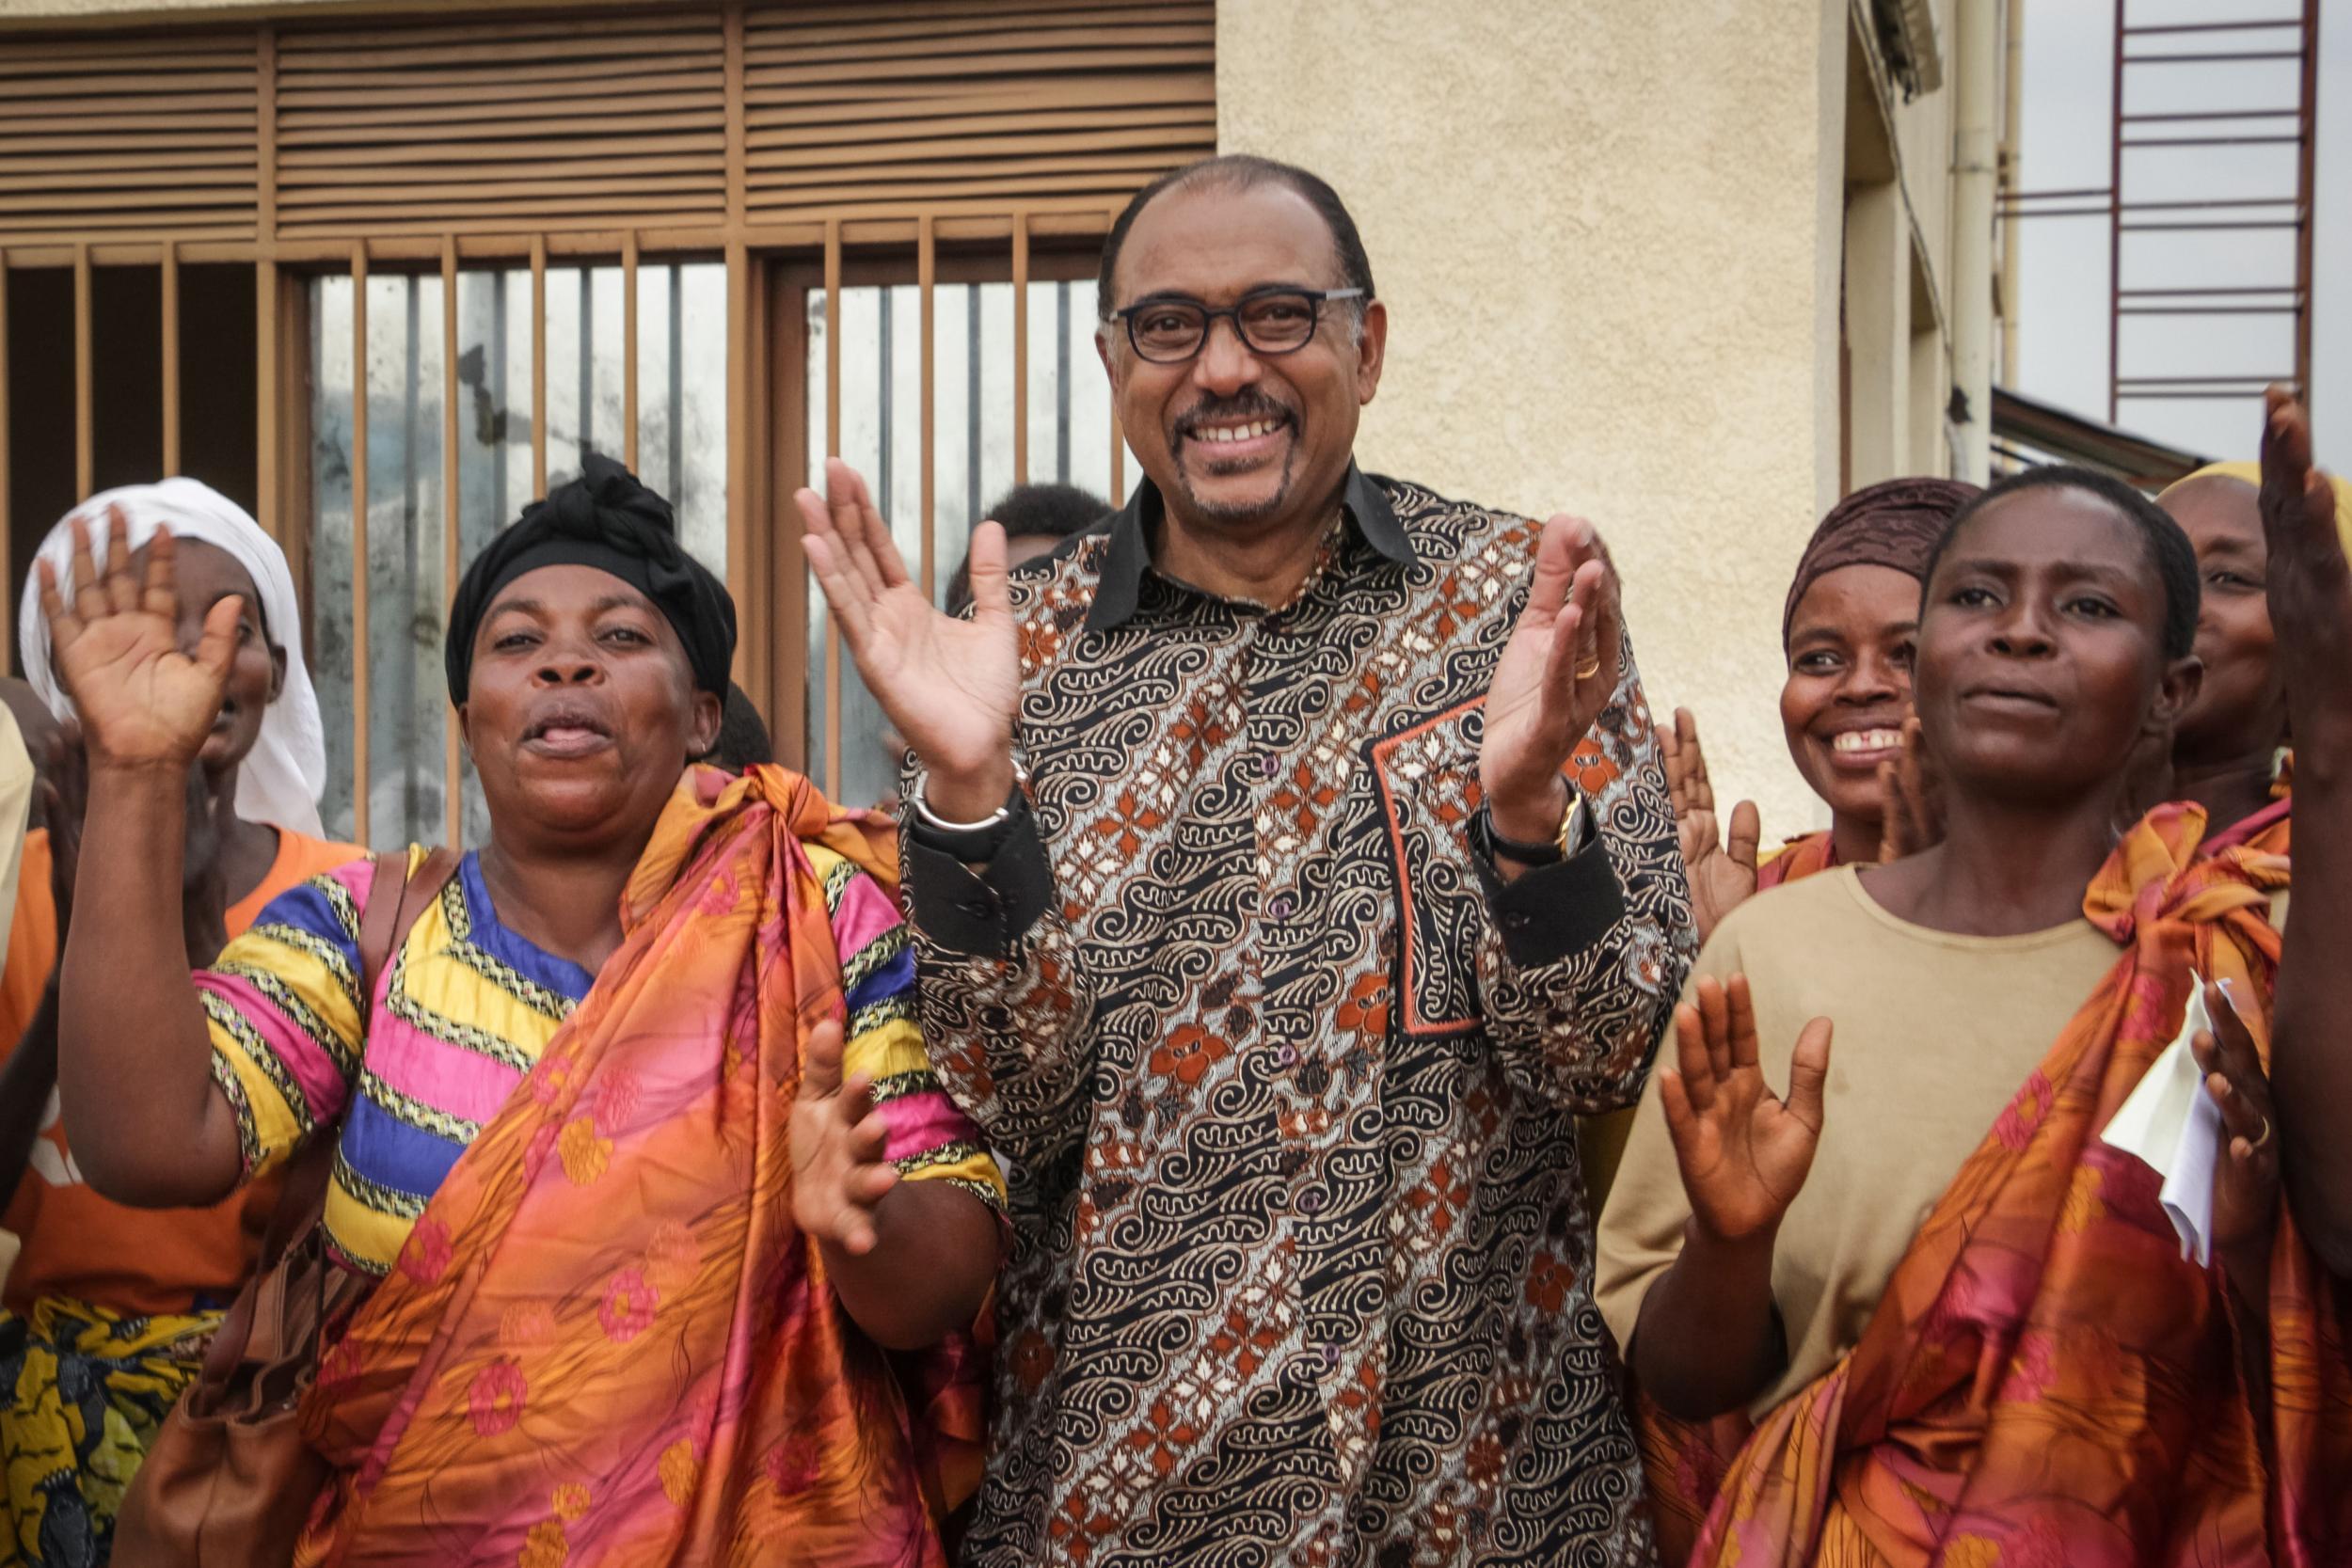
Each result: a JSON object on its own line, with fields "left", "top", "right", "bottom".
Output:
{"left": 0, "top": 481, "right": 356, "bottom": 1568}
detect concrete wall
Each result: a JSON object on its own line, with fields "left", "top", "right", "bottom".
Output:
{"left": 1218, "top": 0, "right": 1854, "bottom": 833}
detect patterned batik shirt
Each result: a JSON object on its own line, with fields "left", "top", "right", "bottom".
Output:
{"left": 903, "top": 467, "right": 1696, "bottom": 1567}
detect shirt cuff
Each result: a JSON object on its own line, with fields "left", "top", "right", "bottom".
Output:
{"left": 905, "top": 795, "right": 1056, "bottom": 957}
{"left": 1470, "top": 807, "right": 1627, "bottom": 968}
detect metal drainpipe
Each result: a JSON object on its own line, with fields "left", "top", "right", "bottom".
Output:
{"left": 1999, "top": 0, "right": 2024, "bottom": 393}
{"left": 1951, "top": 0, "right": 1998, "bottom": 483}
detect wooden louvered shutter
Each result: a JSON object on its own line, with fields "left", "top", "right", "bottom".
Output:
{"left": 0, "top": 34, "right": 260, "bottom": 244}
{"left": 741, "top": 0, "right": 1215, "bottom": 220}
{"left": 272, "top": 10, "right": 729, "bottom": 239}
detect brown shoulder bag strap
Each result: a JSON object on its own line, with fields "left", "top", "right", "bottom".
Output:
{"left": 196, "top": 847, "right": 465, "bottom": 1389}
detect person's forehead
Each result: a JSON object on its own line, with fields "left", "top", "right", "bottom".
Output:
{"left": 2161, "top": 477, "right": 2262, "bottom": 549}
{"left": 142, "top": 533, "right": 262, "bottom": 607}
{"left": 1791, "top": 562, "right": 1921, "bottom": 629}
{"left": 1115, "top": 180, "right": 1343, "bottom": 306}
{"left": 1949, "top": 490, "right": 2146, "bottom": 574}
{"left": 485, "top": 562, "right": 657, "bottom": 617}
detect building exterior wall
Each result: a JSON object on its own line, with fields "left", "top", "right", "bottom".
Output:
{"left": 6, "top": 0, "right": 2002, "bottom": 841}
{"left": 1219, "top": 0, "right": 1875, "bottom": 834}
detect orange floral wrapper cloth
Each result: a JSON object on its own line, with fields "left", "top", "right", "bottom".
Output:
{"left": 294, "top": 765, "right": 988, "bottom": 1568}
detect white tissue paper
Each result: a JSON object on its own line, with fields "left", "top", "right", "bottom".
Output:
{"left": 2099, "top": 975, "right": 2225, "bottom": 1265}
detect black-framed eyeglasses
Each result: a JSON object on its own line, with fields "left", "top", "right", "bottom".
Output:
{"left": 1111, "top": 287, "right": 1367, "bottom": 364}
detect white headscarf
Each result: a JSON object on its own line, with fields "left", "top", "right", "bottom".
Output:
{"left": 18, "top": 480, "right": 328, "bottom": 838}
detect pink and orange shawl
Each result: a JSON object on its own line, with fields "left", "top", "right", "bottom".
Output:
{"left": 1756, "top": 831, "right": 1840, "bottom": 893}
{"left": 1645, "top": 802, "right": 2350, "bottom": 1566}
{"left": 293, "top": 765, "right": 987, "bottom": 1568}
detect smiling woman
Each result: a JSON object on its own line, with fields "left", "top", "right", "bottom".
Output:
{"left": 44, "top": 461, "right": 1005, "bottom": 1564}
{"left": 1663, "top": 478, "right": 1979, "bottom": 944}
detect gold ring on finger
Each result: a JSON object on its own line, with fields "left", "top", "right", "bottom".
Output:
{"left": 1574, "top": 653, "right": 1603, "bottom": 680}
{"left": 2249, "top": 1113, "right": 2272, "bottom": 1152}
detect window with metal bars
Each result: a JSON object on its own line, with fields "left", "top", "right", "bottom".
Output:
{"left": 306, "top": 262, "right": 729, "bottom": 848}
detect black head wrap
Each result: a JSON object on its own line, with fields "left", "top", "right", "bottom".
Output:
{"left": 1782, "top": 477, "right": 1981, "bottom": 649}
{"left": 444, "top": 453, "right": 736, "bottom": 705}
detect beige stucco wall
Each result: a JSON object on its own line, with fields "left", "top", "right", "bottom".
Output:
{"left": 1218, "top": 0, "right": 1854, "bottom": 835}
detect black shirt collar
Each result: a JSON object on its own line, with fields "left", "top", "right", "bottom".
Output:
{"left": 1084, "top": 464, "right": 1415, "bottom": 633}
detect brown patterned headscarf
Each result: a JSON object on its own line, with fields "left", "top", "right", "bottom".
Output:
{"left": 1782, "top": 477, "right": 1982, "bottom": 648}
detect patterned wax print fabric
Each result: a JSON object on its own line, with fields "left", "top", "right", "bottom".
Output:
{"left": 904, "top": 467, "right": 1697, "bottom": 1565}
{"left": 205, "top": 767, "right": 1001, "bottom": 1564}
{"left": 1662, "top": 805, "right": 2349, "bottom": 1566}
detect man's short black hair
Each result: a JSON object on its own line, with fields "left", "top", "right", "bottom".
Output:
{"left": 946, "top": 483, "right": 1111, "bottom": 613}
{"left": 1923, "top": 465, "right": 2201, "bottom": 661}
{"left": 704, "top": 681, "right": 772, "bottom": 773}
{"left": 1097, "top": 154, "right": 1375, "bottom": 319}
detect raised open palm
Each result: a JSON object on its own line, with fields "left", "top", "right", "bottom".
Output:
{"left": 1658, "top": 974, "right": 1832, "bottom": 1244}
{"left": 1478, "top": 515, "right": 1622, "bottom": 839}
{"left": 796, "top": 459, "right": 1019, "bottom": 811}
{"left": 789, "top": 1016, "right": 898, "bottom": 1257}
{"left": 1661, "top": 707, "right": 1760, "bottom": 942}
{"left": 38, "top": 509, "right": 241, "bottom": 772}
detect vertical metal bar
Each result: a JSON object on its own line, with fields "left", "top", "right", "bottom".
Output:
{"left": 725, "top": 238, "right": 750, "bottom": 679}
{"left": 667, "top": 263, "right": 684, "bottom": 500}
{"left": 918, "top": 215, "right": 936, "bottom": 603}
{"left": 73, "top": 244, "right": 92, "bottom": 500}
{"left": 622, "top": 230, "right": 640, "bottom": 472}
{"left": 877, "top": 291, "right": 894, "bottom": 540}
{"left": 254, "top": 27, "right": 279, "bottom": 542}
{"left": 161, "top": 240, "right": 181, "bottom": 474}
{"left": 723, "top": 5, "right": 746, "bottom": 234}
{"left": 350, "top": 242, "right": 372, "bottom": 847}
{"left": 2107, "top": 0, "right": 2126, "bottom": 423}
{"left": 2293, "top": 0, "right": 2319, "bottom": 399}
{"left": 1011, "top": 211, "right": 1029, "bottom": 483}
{"left": 966, "top": 283, "right": 980, "bottom": 532}
{"left": 531, "top": 234, "right": 548, "bottom": 497}
{"left": 769, "top": 262, "right": 809, "bottom": 768}
{"left": 1056, "top": 279, "right": 1071, "bottom": 483}
{"left": 490, "top": 271, "right": 509, "bottom": 525}
{"left": 576, "top": 263, "right": 593, "bottom": 459}
{"left": 822, "top": 219, "right": 842, "bottom": 800}
{"left": 258, "top": 263, "right": 280, "bottom": 542}
{"left": 744, "top": 251, "right": 770, "bottom": 719}
{"left": 442, "top": 236, "right": 462, "bottom": 847}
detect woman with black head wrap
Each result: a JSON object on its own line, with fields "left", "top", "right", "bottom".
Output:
{"left": 41, "top": 456, "right": 1003, "bottom": 1564}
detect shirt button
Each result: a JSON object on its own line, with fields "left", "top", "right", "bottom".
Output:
{"left": 1268, "top": 894, "right": 1295, "bottom": 921}
{"left": 1259, "top": 752, "right": 1280, "bottom": 779}
{"left": 1298, "top": 1188, "right": 1325, "bottom": 1214}
{"left": 1279, "top": 1044, "right": 1299, "bottom": 1068}
{"left": 1322, "top": 1344, "right": 1340, "bottom": 1370}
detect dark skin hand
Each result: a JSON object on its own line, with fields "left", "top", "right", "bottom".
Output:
{"left": 0, "top": 542, "right": 278, "bottom": 1196}
{"left": 1873, "top": 717, "right": 1941, "bottom": 862}
{"left": 790, "top": 1017, "right": 1001, "bottom": 1349}
{"left": 1661, "top": 708, "right": 1936, "bottom": 948}
{"left": 2255, "top": 388, "right": 2352, "bottom": 1275}
{"left": 1631, "top": 974, "right": 1831, "bottom": 1418}
{"left": 1661, "top": 709, "right": 1761, "bottom": 945}
{"left": 45, "top": 527, "right": 998, "bottom": 1344}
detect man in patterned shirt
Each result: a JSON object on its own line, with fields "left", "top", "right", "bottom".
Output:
{"left": 797, "top": 155, "right": 1695, "bottom": 1566}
